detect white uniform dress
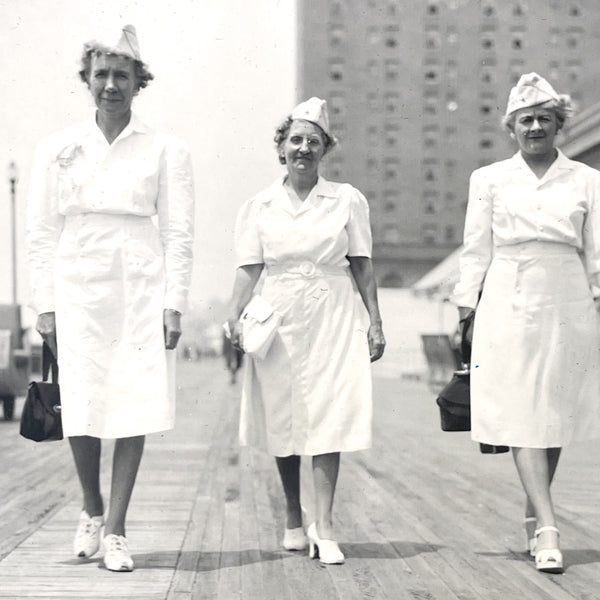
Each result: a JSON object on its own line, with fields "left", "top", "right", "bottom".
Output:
{"left": 454, "top": 150, "right": 600, "bottom": 448}
{"left": 235, "top": 177, "right": 373, "bottom": 457}
{"left": 27, "top": 113, "right": 194, "bottom": 439}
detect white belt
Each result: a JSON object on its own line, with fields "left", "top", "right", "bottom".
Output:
{"left": 267, "top": 261, "right": 348, "bottom": 278}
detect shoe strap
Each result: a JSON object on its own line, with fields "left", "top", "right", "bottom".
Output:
{"left": 535, "top": 525, "right": 559, "bottom": 536}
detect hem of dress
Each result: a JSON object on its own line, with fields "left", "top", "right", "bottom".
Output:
{"left": 470, "top": 433, "right": 592, "bottom": 449}
{"left": 240, "top": 442, "right": 372, "bottom": 457}
{"left": 64, "top": 423, "right": 175, "bottom": 440}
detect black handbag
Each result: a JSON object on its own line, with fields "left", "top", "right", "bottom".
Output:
{"left": 436, "top": 312, "right": 474, "bottom": 432}
{"left": 435, "top": 314, "right": 509, "bottom": 454}
{"left": 20, "top": 343, "right": 63, "bottom": 442}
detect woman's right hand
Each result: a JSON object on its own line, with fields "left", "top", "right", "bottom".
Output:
{"left": 458, "top": 306, "right": 475, "bottom": 346}
{"left": 36, "top": 312, "right": 57, "bottom": 358}
{"left": 227, "top": 318, "right": 244, "bottom": 352}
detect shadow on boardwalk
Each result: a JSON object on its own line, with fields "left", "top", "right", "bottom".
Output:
{"left": 0, "top": 358, "right": 599, "bottom": 599}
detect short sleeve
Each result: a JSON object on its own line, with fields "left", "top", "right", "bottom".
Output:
{"left": 346, "top": 187, "right": 372, "bottom": 257}
{"left": 234, "top": 198, "right": 264, "bottom": 267}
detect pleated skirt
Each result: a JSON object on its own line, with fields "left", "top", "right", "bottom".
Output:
{"left": 471, "top": 241, "right": 600, "bottom": 448}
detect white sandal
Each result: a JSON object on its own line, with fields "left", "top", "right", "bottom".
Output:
{"left": 534, "top": 526, "right": 563, "bottom": 573}
{"left": 524, "top": 517, "right": 536, "bottom": 557}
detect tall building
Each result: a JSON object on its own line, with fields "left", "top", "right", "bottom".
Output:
{"left": 297, "top": 0, "right": 600, "bottom": 286}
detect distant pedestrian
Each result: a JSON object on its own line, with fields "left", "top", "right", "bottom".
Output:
{"left": 227, "top": 98, "right": 385, "bottom": 564}
{"left": 454, "top": 73, "right": 600, "bottom": 573}
{"left": 26, "top": 25, "right": 194, "bottom": 572}
{"left": 222, "top": 330, "right": 243, "bottom": 384}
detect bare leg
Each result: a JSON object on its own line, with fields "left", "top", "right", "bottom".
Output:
{"left": 276, "top": 455, "right": 302, "bottom": 529}
{"left": 104, "top": 435, "right": 145, "bottom": 537}
{"left": 312, "top": 452, "right": 340, "bottom": 539}
{"left": 69, "top": 436, "right": 104, "bottom": 517}
{"left": 524, "top": 447, "right": 561, "bottom": 518}
{"left": 513, "top": 447, "right": 561, "bottom": 550}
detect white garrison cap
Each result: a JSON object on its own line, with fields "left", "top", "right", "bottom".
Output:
{"left": 291, "top": 97, "right": 332, "bottom": 137}
{"left": 84, "top": 24, "right": 142, "bottom": 61}
{"left": 505, "top": 72, "right": 561, "bottom": 116}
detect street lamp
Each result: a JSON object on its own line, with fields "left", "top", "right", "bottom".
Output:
{"left": 8, "top": 161, "right": 18, "bottom": 304}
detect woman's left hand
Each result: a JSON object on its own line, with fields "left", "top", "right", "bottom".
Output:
{"left": 163, "top": 309, "right": 182, "bottom": 349}
{"left": 368, "top": 322, "right": 385, "bottom": 362}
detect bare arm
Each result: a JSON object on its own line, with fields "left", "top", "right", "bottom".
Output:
{"left": 227, "top": 263, "right": 265, "bottom": 347}
{"left": 348, "top": 256, "right": 385, "bottom": 362}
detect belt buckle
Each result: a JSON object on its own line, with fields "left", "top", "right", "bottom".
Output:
{"left": 299, "top": 261, "right": 316, "bottom": 277}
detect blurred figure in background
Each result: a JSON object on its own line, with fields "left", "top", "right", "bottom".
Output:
{"left": 227, "top": 98, "right": 385, "bottom": 565}
{"left": 26, "top": 25, "right": 194, "bottom": 571}
{"left": 222, "top": 330, "right": 243, "bottom": 384}
{"left": 454, "top": 73, "right": 600, "bottom": 574}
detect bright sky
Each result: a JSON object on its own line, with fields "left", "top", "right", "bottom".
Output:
{"left": 0, "top": 0, "right": 296, "bottom": 325}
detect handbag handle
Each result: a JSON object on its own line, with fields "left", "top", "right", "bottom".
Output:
{"left": 42, "top": 342, "right": 59, "bottom": 383}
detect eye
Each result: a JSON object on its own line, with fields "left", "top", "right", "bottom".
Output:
{"left": 289, "top": 136, "right": 303, "bottom": 144}
{"left": 308, "top": 139, "right": 322, "bottom": 146}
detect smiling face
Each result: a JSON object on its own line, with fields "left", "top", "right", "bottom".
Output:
{"left": 88, "top": 52, "right": 139, "bottom": 121}
{"left": 282, "top": 120, "right": 327, "bottom": 177}
{"left": 511, "top": 105, "right": 559, "bottom": 160}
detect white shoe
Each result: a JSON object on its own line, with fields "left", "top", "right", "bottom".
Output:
{"left": 73, "top": 511, "right": 104, "bottom": 558}
{"left": 282, "top": 527, "right": 308, "bottom": 551}
{"left": 103, "top": 534, "right": 134, "bottom": 572}
{"left": 307, "top": 522, "right": 345, "bottom": 565}
{"left": 534, "top": 526, "right": 563, "bottom": 574}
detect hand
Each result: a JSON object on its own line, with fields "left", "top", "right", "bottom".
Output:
{"left": 227, "top": 318, "right": 244, "bottom": 353}
{"left": 368, "top": 322, "right": 385, "bottom": 362}
{"left": 163, "top": 309, "right": 182, "bottom": 350}
{"left": 36, "top": 312, "right": 58, "bottom": 358}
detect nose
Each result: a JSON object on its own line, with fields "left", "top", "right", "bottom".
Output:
{"left": 299, "top": 138, "right": 310, "bottom": 153}
{"left": 104, "top": 72, "right": 117, "bottom": 91}
{"left": 530, "top": 118, "right": 542, "bottom": 131}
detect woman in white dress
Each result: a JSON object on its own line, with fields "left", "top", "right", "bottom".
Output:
{"left": 227, "top": 98, "right": 385, "bottom": 564}
{"left": 454, "top": 73, "right": 600, "bottom": 573}
{"left": 27, "top": 26, "right": 194, "bottom": 571}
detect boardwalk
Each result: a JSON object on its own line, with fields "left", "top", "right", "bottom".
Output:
{"left": 0, "top": 357, "right": 599, "bottom": 599}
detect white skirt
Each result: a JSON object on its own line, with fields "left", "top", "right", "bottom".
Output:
{"left": 239, "top": 263, "right": 372, "bottom": 456}
{"left": 471, "top": 241, "right": 600, "bottom": 448}
{"left": 55, "top": 213, "right": 175, "bottom": 439}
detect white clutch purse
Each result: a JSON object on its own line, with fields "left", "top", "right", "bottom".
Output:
{"left": 239, "top": 295, "right": 282, "bottom": 360}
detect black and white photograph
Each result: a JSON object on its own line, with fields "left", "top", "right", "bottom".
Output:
{"left": 0, "top": 1, "right": 600, "bottom": 598}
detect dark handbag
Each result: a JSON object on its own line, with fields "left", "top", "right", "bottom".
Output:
{"left": 435, "top": 313, "right": 509, "bottom": 454}
{"left": 20, "top": 343, "right": 63, "bottom": 442}
{"left": 435, "top": 312, "right": 474, "bottom": 432}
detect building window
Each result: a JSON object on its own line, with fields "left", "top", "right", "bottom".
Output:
{"left": 384, "top": 92, "right": 399, "bottom": 114}
{"left": 367, "top": 126, "right": 379, "bottom": 146}
{"left": 385, "top": 25, "right": 400, "bottom": 48}
{"left": 385, "top": 124, "right": 400, "bottom": 147}
{"left": 366, "top": 158, "right": 378, "bottom": 170}
{"left": 367, "top": 92, "right": 378, "bottom": 111}
{"left": 424, "top": 66, "right": 440, "bottom": 84}
{"left": 447, "top": 26, "right": 458, "bottom": 45}
{"left": 367, "top": 60, "right": 378, "bottom": 78}
{"left": 513, "top": 3, "right": 526, "bottom": 16}
{"left": 480, "top": 139, "right": 494, "bottom": 150}
{"left": 567, "top": 35, "right": 578, "bottom": 50}
{"left": 384, "top": 159, "right": 400, "bottom": 180}
{"left": 512, "top": 35, "right": 523, "bottom": 50}
{"left": 425, "top": 30, "right": 441, "bottom": 50}
{"left": 385, "top": 59, "right": 400, "bottom": 81}
{"left": 480, "top": 68, "right": 495, "bottom": 84}
{"left": 367, "top": 26, "right": 379, "bottom": 46}
{"left": 426, "top": 3, "right": 439, "bottom": 16}
{"left": 445, "top": 226, "right": 456, "bottom": 243}
{"left": 422, "top": 225, "right": 437, "bottom": 245}
{"left": 383, "top": 224, "right": 401, "bottom": 244}
{"left": 329, "top": 24, "right": 344, "bottom": 48}
{"left": 481, "top": 35, "right": 495, "bottom": 51}
{"left": 330, "top": 93, "right": 345, "bottom": 118}
{"left": 329, "top": 60, "right": 344, "bottom": 81}
{"left": 569, "top": 4, "right": 581, "bottom": 17}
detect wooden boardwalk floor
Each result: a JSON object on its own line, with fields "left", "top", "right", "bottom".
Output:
{"left": 0, "top": 358, "right": 599, "bottom": 599}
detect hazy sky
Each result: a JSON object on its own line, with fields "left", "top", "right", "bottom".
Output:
{"left": 0, "top": 0, "right": 296, "bottom": 324}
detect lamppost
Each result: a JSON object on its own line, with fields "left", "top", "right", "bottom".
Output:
{"left": 8, "top": 161, "right": 18, "bottom": 304}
